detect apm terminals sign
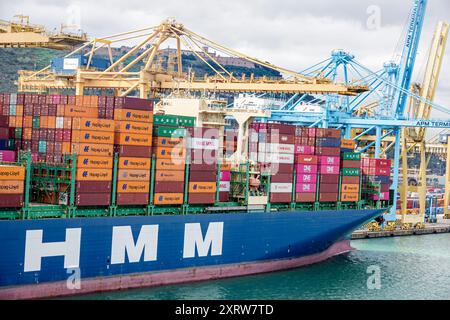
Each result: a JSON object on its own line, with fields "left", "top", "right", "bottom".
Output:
{"left": 414, "top": 120, "right": 450, "bottom": 128}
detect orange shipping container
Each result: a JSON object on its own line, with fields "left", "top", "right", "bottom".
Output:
{"left": 153, "top": 193, "right": 184, "bottom": 205}
{"left": 71, "top": 143, "right": 113, "bottom": 156}
{"left": 154, "top": 147, "right": 186, "bottom": 159}
{"left": 16, "top": 105, "right": 23, "bottom": 116}
{"left": 8, "top": 116, "right": 16, "bottom": 128}
{"left": 72, "top": 118, "right": 115, "bottom": 132}
{"left": 116, "top": 181, "right": 150, "bottom": 194}
{"left": 115, "top": 121, "right": 153, "bottom": 134}
{"left": 22, "top": 128, "right": 32, "bottom": 140}
{"left": 63, "top": 117, "right": 72, "bottom": 129}
{"left": 76, "top": 168, "right": 112, "bottom": 181}
{"left": 118, "top": 157, "right": 151, "bottom": 170}
{"left": 40, "top": 116, "right": 48, "bottom": 128}
{"left": 72, "top": 130, "right": 115, "bottom": 145}
{"left": 76, "top": 156, "right": 113, "bottom": 169}
{"left": 114, "top": 109, "right": 153, "bottom": 123}
{"left": 56, "top": 105, "right": 65, "bottom": 117}
{"left": 341, "top": 139, "right": 356, "bottom": 150}
{"left": 62, "top": 142, "right": 71, "bottom": 154}
{"left": 47, "top": 116, "right": 56, "bottom": 129}
{"left": 154, "top": 170, "right": 185, "bottom": 182}
{"left": 341, "top": 184, "right": 360, "bottom": 193}
{"left": 23, "top": 116, "right": 32, "bottom": 128}
{"left": 220, "top": 162, "right": 232, "bottom": 171}
{"left": 155, "top": 158, "right": 185, "bottom": 171}
{"left": 118, "top": 169, "right": 150, "bottom": 181}
{"left": 0, "top": 180, "right": 24, "bottom": 194}
{"left": 115, "top": 133, "right": 152, "bottom": 147}
{"left": 188, "top": 182, "right": 216, "bottom": 193}
{"left": 64, "top": 105, "right": 98, "bottom": 118}
{"left": 0, "top": 166, "right": 25, "bottom": 181}
{"left": 15, "top": 116, "right": 23, "bottom": 128}
{"left": 340, "top": 193, "right": 359, "bottom": 202}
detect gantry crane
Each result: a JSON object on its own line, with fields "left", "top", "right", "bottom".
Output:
{"left": 400, "top": 21, "right": 449, "bottom": 224}
{"left": 17, "top": 19, "right": 368, "bottom": 97}
{"left": 0, "top": 15, "right": 87, "bottom": 50}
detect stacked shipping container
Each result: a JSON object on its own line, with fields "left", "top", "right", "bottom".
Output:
{"left": 295, "top": 127, "right": 317, "bottom": 203}
{"left": 187, "top": 127, "right": 219, "bottom": 204}
{"left": 73, "top": 118, "right": 115, "bottom": 206}
{"left": 361, "top": 158, "right": 392, "bottom": 201}
{"left": 0, "top": 164, "right": 25, "bottom": 207}
{"left": 152, "top": 124, "right": 187, "bottom": 205}
{"left": 316, "top": 128, "right": 341, "bottom": 202}
{"left": 114, "top": 97, "right": 154, "bottom": 205}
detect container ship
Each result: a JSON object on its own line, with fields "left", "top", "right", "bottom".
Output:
{"left": 0, "top": 93, "right": 392, "bottom": 299}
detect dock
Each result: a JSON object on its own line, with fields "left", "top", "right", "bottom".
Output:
{"left": 351, "top": 217, "right": 450, "bottom": 239}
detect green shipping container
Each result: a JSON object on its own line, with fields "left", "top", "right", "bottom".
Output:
{"left": 15, "top": 128, "right": 22, "bottom": 139}
{"left": 38, "top": 141, "right": 47, "bottom": 153}
{"left": 177, "top": 116, "right": 196, "bottom": 127}
{"left": 153, "top": 115, "right": 179, "bottom": 126}
{"left": 154, "top": 126, "right": 187, "bottom": 138}
{"left": 9, "top": 105, "right": 17, "bottom": 116}
{"left": 32, "top": 117, "right": 40, "bottom": 129}
{"left": 342, "top": 168, "right": 360, "bottom": 176}
{"left": 341, "top": 152, "right": 361, "bottom": 161}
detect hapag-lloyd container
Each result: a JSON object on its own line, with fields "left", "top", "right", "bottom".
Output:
{"left": 154, "top": 170, "right": 185, "bottom": 182}
{"left": 153, "top": 193, "right": 184, "bottom": 205}
{"left": 118, "top": 157, "right": 151, "bottom": 170}
{"left": 117, "top": 169, "right": 150, "bottom": 181}
{"left": 189, "top": 137, "right": 219, "bottom": 150}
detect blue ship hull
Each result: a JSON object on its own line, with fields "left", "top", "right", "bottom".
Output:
{"left": 0, "top": 209, "right": 384, "bottom": 299}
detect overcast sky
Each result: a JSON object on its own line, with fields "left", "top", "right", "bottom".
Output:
{"left": 1, "top": 0, "right": 449, "bottom": 121}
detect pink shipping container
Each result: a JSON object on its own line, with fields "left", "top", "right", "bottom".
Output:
{"left": 296, "top": 164, "right": 318, "bottom": 174}
{"left": 220, "top": 171, "right": 231, "bottom": 182}
{"left": 0, "top": 150, "right": 15, "bottom": 162}
{"left": 296, "top": 173, "right": 317, "bottom": 184}
{"left": 320, "top": 165, "right": 340, "bottom": 175}
{"left": 318, "top": 156, "right": 340, "bottom": 166}
{"left": 296, "top": 183, "right": 317, "bottom": 193}
{"left": 294, "top": 145, "right": 314, "bottom": 155}
{"left": 367, "top": 192, "right": 390, "bottom": 201}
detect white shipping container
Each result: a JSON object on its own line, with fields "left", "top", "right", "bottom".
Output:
{"left": 190, "top": 137, "right": 219, "bottom": 150}
{"left": 258, "top": 143, "right": 295, "bottom": 154}
{"left": 56, "top": 117, "right": 64, "bottom": 129}
{"left": 270, "top": 183, "right": 293, "bottom": 194}
{"left": 219, "top": 181, "right": 231, "bottom": 192}
{"left": 259, "top": 152, "right": 294, "bottom": 164}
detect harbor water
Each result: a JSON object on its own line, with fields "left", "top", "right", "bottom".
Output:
{"left": 66, "top": 233, "right": 450, "bottom": 300}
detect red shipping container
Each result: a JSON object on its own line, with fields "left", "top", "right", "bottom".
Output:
{"left": 319, "top": 174, "right": 339, "bottom": 184}
{"left": 154, "top": 181, "right": 184, "bottom": 193}
{"left": 270, "top": 193, "right": 292, "bottom": 203}
{"left": 271, "top": 173, "right": 294, "bottom": 183}
{"left": 116, "top": 145, "right": 152, "bottom": 158}
{"left": 296, "top": 193, "right": 316, "bottom": 203}
{"left": 116, "top": 193, "right": 149, "bottom": 205}
{"left": 295, "top": 155, "right": 318, "bottom": 165}
{"left": 0, "top": 194, "right": 24, "bottom": 207}
{"left": 315, "top": 147, "right": 340, "bottom": 156}
{"left": 342, "top": 160, "right": 361, "bottom": 168}
{"left": 188, "top": 193, "right": 215, "bottom": 204}
{"left": 219, "top": 192, "right": 229, "bottom": 202}
{"left": 319, "top": 183, "right": 339, "bottom": 193}
{"left": 319, "top": 193, "right": 338, "bottom": 202}
{"left": 342, "top": 176, "right": 360, "bottom": 184}
{"left": 189, "top": 171, "right": 217, "bottom": 182}
{"left": 75, "top": 193, "right": 111, "bottom": 206}
{"left": 76, "top": 181, "right": 112, "bottom": 193}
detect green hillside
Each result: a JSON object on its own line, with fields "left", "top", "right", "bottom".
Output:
{"left": 0, "top": 48, "right": 281, "bottom": 93}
